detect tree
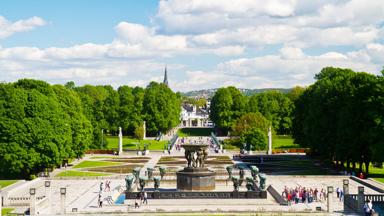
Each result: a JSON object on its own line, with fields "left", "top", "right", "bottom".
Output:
{"left": 52, "top": 85, "right": 92, "bottom": 159}
{"left": 292, "top": 67, "right": 383, "bottom": 175}
{"left": 240, "top": 128, "right": 267, "bottom": 151}
{"left": 248, "top": 91, "right": 293, "bottom": 134}
{"left": 142, "top": 82, "right": 181, "bottom": 136}
{"left": 0, "top": 79, "right": 72, "bottom": 178}
{"left": 231, "top": 112, "right": 270, "bottom": 136}
{"left": 134, "top": 123, "right": 144, "bottom": 145}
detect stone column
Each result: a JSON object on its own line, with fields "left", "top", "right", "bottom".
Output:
{"left": 343, "top": 179, "right": 349, "bottom": 195}
{"left": 45, "top": 181, "right": 51, "bottom": 214}
{"left": 267, "top": 126, "right": 272, "bottom": 155}
{"left": 357, "top": 186, "right": 364, "bottom": 214}
{"left": 327, "top": 186, "right": 333, "bottom": 213}
{"left": 143, "top": 121, "right": 146, "bottom": 140}
{"left": 118, "top": 127, "right": 123, "bottom": 155}
{"left": 60, "top": 188, "right": 66, "bottom": 215}
{"left": 29, "top": 188, "right": 36, "bottom": 216}
{"left": 343, "top": 179, "right": 349, "bottom": 212}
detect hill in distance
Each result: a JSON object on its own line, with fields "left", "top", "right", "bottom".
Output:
{"left": 182, "top": 88, "right": 292, "bottom": 98}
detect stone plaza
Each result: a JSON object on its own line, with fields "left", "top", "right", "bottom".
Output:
{"left": 1, "top": 136, "right": 384, "bottom": 215}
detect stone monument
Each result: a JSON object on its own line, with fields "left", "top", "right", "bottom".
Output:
{"left": 176, "top": 143, "right": 215, "bottom": 191}
{"left": 267, "top": 126, "right": 272, "bottom": 155}
{"left": 118, "top": 127, "right": 123, "bottom": 155}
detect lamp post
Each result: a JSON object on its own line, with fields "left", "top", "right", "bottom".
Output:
{"left": 60, "top": 188, "right": 66, "bottom": 215}
{"left": 29, "top": 188, "right": 36, "bottom": 216}
{"left": 45, "top": 181, "right": 51, "bottom": 214}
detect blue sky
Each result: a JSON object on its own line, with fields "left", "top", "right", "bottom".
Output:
{"left": 0, "top": 0, "right": 383, "bottom": 91}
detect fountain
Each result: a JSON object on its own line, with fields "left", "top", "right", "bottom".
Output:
{"left": 176, "top": 143, "right": 216, "bottom": 191}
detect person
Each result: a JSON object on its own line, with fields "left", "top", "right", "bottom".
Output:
{"left": 336, "top": 187, "right": 340, "bottom": 198}
{"left": 339, "top": 189, "right": 343, "bottom": 202}
{"left": 135, "top": 198, "right": 140, "bottom": 208}
{"left": 99, "top": 182, "right": 103, "bottom": 192}
{"left": 143, "top": 191, "right": 148, "bottom": 205}
{"left": 104, "top": 180, "right": 110, "bottom": 192}
{"left": 364, "top": 199, "right": 374, "bottom": 216}
{"left": 359, "top": 172, "right": 364, "bottom": 179}
{"left": 98, "top": 193, "right": 103, "bottom": 208}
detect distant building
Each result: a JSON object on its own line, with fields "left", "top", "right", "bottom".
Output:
{"left": 180, "top": 103, "right": 213, "bottom": 127}
{"left": 163, "top": 66, "right": 169, "bottom": 87}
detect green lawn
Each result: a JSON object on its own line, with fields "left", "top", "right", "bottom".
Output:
{"left": 106, "top": 136, "right": 168, "bottom": 150}
{"left": 223, "top": 135, "right": 298, "bottom": 150}
{"left": 73, "top": 160, "right": 123, "bottom": 169}
{"left": 0, "top": 180, "right": 18, "bottom": 188}
{"left": 272, "top": 135, "right": 298, "bottom": 149}
{"left": 2, "top": 208, "right": 14, "bottom": 215}
{"left": 56, "top": 170, "right": 111, "bottom": 177}
{"left": 375, "top": 178, "right": 384, "bottom": 183}
{"left": 177, "top": 128, "right": 214, "bottom": 137}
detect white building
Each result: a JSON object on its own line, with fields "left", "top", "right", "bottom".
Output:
{"left": 180, "top": 104, "right": 213, "bottom": 127}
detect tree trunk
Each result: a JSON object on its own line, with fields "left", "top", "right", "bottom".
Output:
{"left": 347, "top": 160, "right": 351, "bottom": 172}
{"left": 359, "top": 161, "right": 363, "bottom": 173}
{"left": 364, "top": 161, "right": 370, "bottom": 176}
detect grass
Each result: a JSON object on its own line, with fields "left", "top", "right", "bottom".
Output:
{"left": 106, "top": 136, "right": 168, "bottom": 150}
{"left": 56, "top": 170, "right": 111, "bottom": 177}
{"left": 272, "top": 135, "right": 298, "bottom": 149}
{"left": 177, "top": 128, "right": 214, "bottom": 137}
{"left": 0, "top": 180, "right": 18, "bottom": 188}
{"left": 2, "top": 208, "right": 14, "bottom": 215}
{"left": 90, "top": 156, "right": 119, "bottom": 159}
{"left": 223, "top": 135, "right": 298, "bottom": 150}
{"left": 73, "top": 160, "right": 123, "bottom": 169}
{"left": 375, "top": 178, "right": 384, "bottom": 183}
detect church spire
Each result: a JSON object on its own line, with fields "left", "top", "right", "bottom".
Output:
{"left": 163, "top": 65, "right": 169, "bottom": 87}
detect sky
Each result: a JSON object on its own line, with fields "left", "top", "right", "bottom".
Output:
{"left": 0, "top": 0, "right": 384, "bottom": 92}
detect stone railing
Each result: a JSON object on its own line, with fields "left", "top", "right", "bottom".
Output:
{"left": 344, "top": 194, "right": 358, "bottom": 213}
{"left": 267, "top": 185, "right": 288, "bottom": 205}
{"left": 350, "top": 176, "right": 384, "bottom": 193}
{"left": 7, "top": 195, "right": 46, "bottom": 206}
{"left": 167, "top": 134, "right": 179, "bottom": 151}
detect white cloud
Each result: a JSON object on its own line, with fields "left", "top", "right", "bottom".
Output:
{"left": 173, "top": 46, "right": 380, "bottom": 91}
{"left": 0, "top": 16, "right": 46, "bottom": 39}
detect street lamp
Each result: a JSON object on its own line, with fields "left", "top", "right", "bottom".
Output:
{"left": 327, "top": 186, "right": 333, "bottom": 193}
{"left": 29, "top": 188, "right": 36, "bottom": 195}
{"left": 45, "top": 181, "right": 51, "bottom": 188}
{"left": 343, "top": 179, "right": 349, "bottom": 185}
{"left": 60, "top": 188, "right": 66, "bottom": 195}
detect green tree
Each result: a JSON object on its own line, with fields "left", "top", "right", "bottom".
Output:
{"left": 240, "top": 128, "right": 267, "bottom": 151}
{"left": 142, "top": 82, "right": 181, "bottom": 136}
{"left": 231, "top": 112, "right": 270, "bottom": 136}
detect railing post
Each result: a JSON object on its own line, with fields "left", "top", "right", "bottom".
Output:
{"left": 29, "top": 188, "right": 36, "bottom": 216}
{"left": 357, "top": 186, "right": 364, "bottom": 214}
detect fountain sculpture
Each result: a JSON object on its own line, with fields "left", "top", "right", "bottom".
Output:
{"left": 176, "top": 143, "right": 216, "bottom": 191}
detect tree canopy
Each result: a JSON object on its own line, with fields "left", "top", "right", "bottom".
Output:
{"left": 292, "top": 67, "right": 384, "bottom": 175}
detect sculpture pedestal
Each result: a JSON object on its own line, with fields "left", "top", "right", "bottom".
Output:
{"left": 176, "top": 167, "right": 215, "bottom": 191}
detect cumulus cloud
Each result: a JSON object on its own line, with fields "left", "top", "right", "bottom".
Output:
{"left": 173, "top": 46, "right": 380, "bottom": 91}
{"left": 0, "top": 16, "right": 46, "bottom": 39}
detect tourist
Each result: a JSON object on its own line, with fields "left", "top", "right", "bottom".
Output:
{"left": 104, "top": 180, "right": 111, "bottom": 192}
{"left": 339, "top": 189, "right": 344, "bottom": 202}
{"left": 98, "top": 193, "right": 103, "bottom": 208}
{"left": 336, "top": 187, "right": 340, "bottom": 198}
{"left": 99, "top": 182, "right": 103, "bottom": 192}
{"left": 143, "top": 191, "right": 148, "bottom": 205}
{"left": 364, "top": 199, "right": 374, "bottom": 216}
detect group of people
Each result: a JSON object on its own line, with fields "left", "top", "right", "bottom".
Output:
{"left": 281, "top": 186, "right": 328, "bottom": 204}
{"left": 97, "top": 180, "right": 112, "bottom": 208}
{"left": 134, "top": 191, "right": 148, "bottom": 208}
